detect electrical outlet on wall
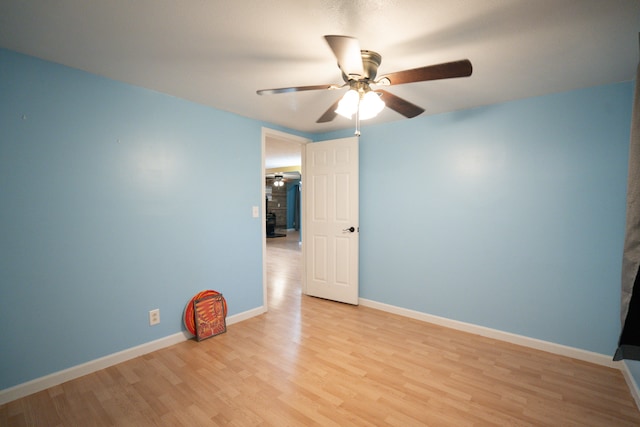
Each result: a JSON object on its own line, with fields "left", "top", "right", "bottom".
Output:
{"left": 149, "top": 309, "right": 160, "bottom": 326}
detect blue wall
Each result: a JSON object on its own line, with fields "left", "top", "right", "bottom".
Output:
{"left": 320, "top": 82, "right": 633, "bottom": 356}
{"left": 286, "top": 180, "right": 300, "bottom": 229}
{"left": 0, "top": 49, "right": 274, "bottom": 389}
{"left": 1, "top": 47, "right": 636, "bottom": 391}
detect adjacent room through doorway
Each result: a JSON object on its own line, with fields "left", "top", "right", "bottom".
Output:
{"left": 263, "top": 129, "right": 307, "bottom": 308}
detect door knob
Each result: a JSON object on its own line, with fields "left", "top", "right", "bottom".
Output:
{"left": 343, "top": 226, "right": 355, "bottom": 233}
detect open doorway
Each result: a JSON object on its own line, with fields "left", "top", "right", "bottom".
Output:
{"left": 261, "top": 128, "right": 309, "bottom": 310}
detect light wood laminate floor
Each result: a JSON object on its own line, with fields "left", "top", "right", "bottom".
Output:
{"left": 2, "top": 231, "right": 640, "bottom": 426}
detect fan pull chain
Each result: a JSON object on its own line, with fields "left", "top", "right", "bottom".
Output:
{"left": 354, "top": 104, "right": 361, "bottom": 136}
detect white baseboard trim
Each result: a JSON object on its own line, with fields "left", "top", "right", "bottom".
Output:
{"left": 359, "top": 298, "right": 618, "bottom": 368}
{"left": 0, "top": 332, "right": 189, "bottom": 406}
{"left": 0, "top": 305, "right": 266, "bottom": 405}
{"left": 621, "top": 362, "right": 640, "bottom": 409}
{"left": 227, "top": 306, "right": 267, "bottom": 325}
{"left": 359, "top": 300, "right": 640, "bottom": 410}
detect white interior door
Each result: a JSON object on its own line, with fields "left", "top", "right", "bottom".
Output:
{"left": 304, "top": 136, "right": 359, "bottom": 305}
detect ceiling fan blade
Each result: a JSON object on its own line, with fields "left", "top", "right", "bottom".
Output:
{"left": 257, "top": 84, "right": 339, "bottom": 95}
{"left": 324, "top": 35, "right": 365, "bottom": 79}
{"left": 316, "top": 97, "right": 342, "bottom": 123}
{"left": 379, "top": 59, "right": 472, "bottom": 86}
{"left": 377, "top": 90, "right": 425, "bottom": 118}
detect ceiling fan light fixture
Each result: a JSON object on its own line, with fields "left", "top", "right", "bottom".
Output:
{"left": 359, "top": 91, "right": 385, "bottom": 120}
{"left": 335, "top": 88, "right": 384, "bottom": 121}
{"left": 257, "top": 36, "right": 473, "bottom": 128}
{"left": 335, "top": 89, "right": 359, "bottom": 119}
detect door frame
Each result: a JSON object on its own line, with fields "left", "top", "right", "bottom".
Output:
{"left": 261, "top": 127, "right": 310, "bottom": 310}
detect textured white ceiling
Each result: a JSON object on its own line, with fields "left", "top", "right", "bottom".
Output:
{"left": 1, "top": 0, "right": 638, "bottom": 136}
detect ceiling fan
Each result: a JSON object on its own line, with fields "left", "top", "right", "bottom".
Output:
{"left": 265, "top": 171, "right": 301, "bottom": 181}
{"left": 257, "top": 35, "right": 473, "bottom": 127}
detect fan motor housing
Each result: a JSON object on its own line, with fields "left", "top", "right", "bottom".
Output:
{"left": 341, "top": 50, "right": 382, "bottom": 82}
{"left": 361, "top": 50, "right": 382, "bottom": 80}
